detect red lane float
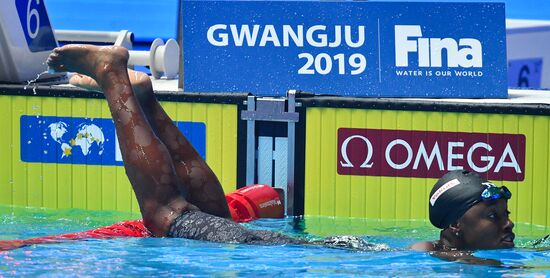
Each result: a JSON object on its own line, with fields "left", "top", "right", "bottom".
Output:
{"left": 226, "top": 184, "right": 284, "bottom": 222}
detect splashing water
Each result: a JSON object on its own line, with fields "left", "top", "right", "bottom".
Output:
{"left": 23, "top": 70, "right": 49, "bottom": 91}
{"left": 24, "top": 66, "right": 73, "bottom": 94}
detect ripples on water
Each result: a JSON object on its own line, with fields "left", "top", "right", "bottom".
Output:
{"left": 0, "top": 205, "right": 549, "bottom": 277}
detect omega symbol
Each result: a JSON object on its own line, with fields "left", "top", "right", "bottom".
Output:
{"left": 339, "top": 135, "right": 374, "bottom": 168}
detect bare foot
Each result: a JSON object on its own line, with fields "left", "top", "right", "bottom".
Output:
{"left": 47, "top": 44, "right": 129, "bottom": 81}
{"left": 70, "top": 69, "right": 152, "bottom": 96}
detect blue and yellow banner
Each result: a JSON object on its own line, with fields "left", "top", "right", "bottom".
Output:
{"left": 21, "top": 116, "right": 206, "bottom": 166}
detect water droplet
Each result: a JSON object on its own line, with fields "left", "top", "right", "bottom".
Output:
{"left": 25, "top": 70, "right": 49, "bottom": 89}
{"left": 27, "top": 140, "right": 31, "bottom": 144}
{"left": 43, "top": 150, "right": 48, "bottom": 155}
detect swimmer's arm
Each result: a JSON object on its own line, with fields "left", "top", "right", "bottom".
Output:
{"left": 434, "top": 251, "right": 501, "bottom": 266}
{"left": 410, "top": 241, "right": 434, "bottom": 251}
{"left": 432, "top": 251, "right": 528, "bottom": 269}
{"left": 0, "top": 238, "right": 63, "bottom": 251}
{"left": 0, "top": 240, "right": 28, "bottom": 251}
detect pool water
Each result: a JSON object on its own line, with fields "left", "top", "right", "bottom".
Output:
{"left": 1, "top": 205, "right": 549, "bottom": 277}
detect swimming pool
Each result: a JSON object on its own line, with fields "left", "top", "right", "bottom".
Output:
{"left": 1, "top": 205, "right": 549, "bottom": 277}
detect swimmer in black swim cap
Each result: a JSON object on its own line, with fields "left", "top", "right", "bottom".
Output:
{"left": 411, "top": 170, "right": 514, "bottom": 251}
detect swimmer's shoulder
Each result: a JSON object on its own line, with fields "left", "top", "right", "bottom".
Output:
{"left": 410, "top": 240, "right": 438, "bottom": 251}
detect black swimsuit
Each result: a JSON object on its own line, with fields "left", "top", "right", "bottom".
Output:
{"left": 168, "top": 210, "right": 389, "bottom": 251}
{"left": 168, "top": 210, "right": 305, "bottom": 245}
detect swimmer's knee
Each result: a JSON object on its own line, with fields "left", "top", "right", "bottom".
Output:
{"left": 133, "top": 77, "right": 154, "bottom": 103}
{"left": 131, "top": 71, "right": 153, "bottom": 91}
{"left": 144, "top": 198, "right": 199, "bottom": 237}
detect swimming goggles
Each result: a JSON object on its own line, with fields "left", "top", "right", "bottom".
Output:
{"left": 480, "top": 183, "right": 512, "bottom": 200}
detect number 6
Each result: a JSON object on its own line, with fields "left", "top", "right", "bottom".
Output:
{"left": 26, "top": 0, "right": 40, "bottom": 39}
{"left": 518, "top": 65, "right": 530, "bottom": 87}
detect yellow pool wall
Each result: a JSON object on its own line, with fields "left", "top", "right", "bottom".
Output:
{"left": 0, "top": 95, "right": 238, "bottom": 213}
{"left": 2, "top": 91, "right": 550, "bottom": 229}
{"left": 304, "top": 107, "right": 550, "bottom": 227}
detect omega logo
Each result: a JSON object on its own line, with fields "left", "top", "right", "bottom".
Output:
{"left": 337, "top": 128, "right": 526, "bottom": 181}
{"left": 340, "top": 135, "right": 373, "bottom": 169}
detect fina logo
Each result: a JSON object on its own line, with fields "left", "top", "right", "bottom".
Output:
{"left": 394, "top": 25, "right": 483, "bottom": 68}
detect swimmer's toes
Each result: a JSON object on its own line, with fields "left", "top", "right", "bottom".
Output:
{"left": 46, "top": 54, "right": 60, "bottom": 66}
{"left": 54, "top": 64, "right": 66, "bottom": 72}
{"left": 46, "top": 62, "right": 65, "bottom": 73}
{"left": 48, "top": 51, "right": 59, "bottom": 59}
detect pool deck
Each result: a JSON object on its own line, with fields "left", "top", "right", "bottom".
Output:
{"left": 143, "top": 78, "right": 550, "bottom": 106}
{"left": 46, "top": 78, "right": 550, "bottom": 112}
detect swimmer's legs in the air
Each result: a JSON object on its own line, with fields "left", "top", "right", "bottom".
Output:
{"left": 69, "top": 69, "right": 230, "bottom": 219}
{"left": 47, "top": 45, "right": 194, "bottom": 236}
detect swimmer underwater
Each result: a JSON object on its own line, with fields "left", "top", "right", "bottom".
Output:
{"left": 0, "top": 45, "right": 543, "bottom": 267}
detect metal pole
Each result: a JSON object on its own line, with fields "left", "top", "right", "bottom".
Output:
{"left": 54, "top": 30, "right": 133, "bottom": 48}
{"left": 286, "top": 90, "right": 297, "bottom": 216}
{"left": 177, "top": 0, "right": 184, "bottom": 91}
{"left": 246, "top": 96, "right": 256, "bottom": 186}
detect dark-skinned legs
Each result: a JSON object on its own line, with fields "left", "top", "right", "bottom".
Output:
{"left": 69, "top": 69, "right": 230, "bottom": 219}
{"left": 47, "top": 45, "right": 227, "bottom": 236}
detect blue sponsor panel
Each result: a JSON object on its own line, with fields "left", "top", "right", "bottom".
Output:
{"left": 16, "top": 0, "right": 57, "bottom": 52}
{"left": 508, "top": 58, "right": 543, "bottom": 88}
{"left": 20, "top": 116, "right": 206, "bottom": 166}
{"left": 182, "top": 1, "right": 507, "bottom": 98}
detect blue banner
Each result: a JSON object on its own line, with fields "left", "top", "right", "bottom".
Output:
{"left": 182, "top": 0, "right": 507, "bottom": 98}
{"left": 16, "top": 0, "right": 57, "bottom": 52}
{"left": 20, "top": 116, "right": 206, "bottom": 166}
